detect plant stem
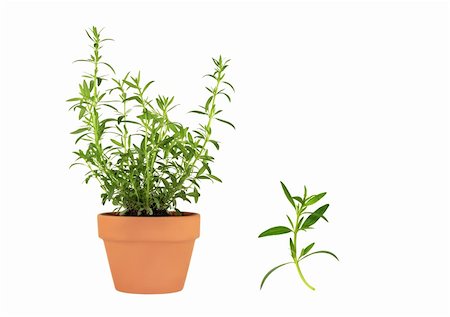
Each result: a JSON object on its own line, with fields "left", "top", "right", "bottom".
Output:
{"left": 173, "top": 67, "right": 223, "bottom": 198}
{"left": 143, "top": 111, "right": 151, "bottom": 213}
{"left": 292, "top": 203, "right": 315, "bottom": 290}
{"left": 293, "top": 258, "right": 315, "bottom": 291}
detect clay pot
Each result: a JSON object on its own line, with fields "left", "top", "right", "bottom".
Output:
{"left": 98, "top": 212, "right": 200, "bottom": 294}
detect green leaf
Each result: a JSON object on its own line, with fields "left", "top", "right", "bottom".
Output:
{"left": 224, "top": 81, "right": 235, "bottom": 92}
{"left": 203, "top": 74, "right": 217, "bottom": 80}
{"left": 75, "top": 133, "right": 90, "bottom": 144}
{"left": 258, "top": 226, "right": 292, "bottom": 238}
{"left": 301, "top": 204, "right": 329, "bottom": 230}
{"left": 85, "top": 29, "right": 94, "bottom": 41}
{"left": 297, "top": 216, "right": 304, "bottom": 230}
{"left": 222, "top": 92, "right": 231, "bottom": 102}
{"left": 100, "top": 62, "right": 116, "bottom": 74}
{"left": 293, "top": 196, "right": 303, "bottom": 204}
{"left": 69, "top": 162, "right": 85, "bottom": 169}
{"left": 305, "top": 192, "right": 326, "bottom": 206}
{"left": 70, "top": 127, "right": 89, "bottom": 134}
{"left": 196, "top": 165, "right": 207, "bottom": 177}
{"left": 210, "top": 140, "right": 220, "bottom": 150}
{"left": 208, "top": 174, "right": 222, "bottom": 183}
{"left": 142, "top": 80, "right": 155, "bottom": 93}
{"left": 189, "top": 110, "right": 206, "bottom": 115}
{"left": 111, "top": 139, "right": 123, "bottom": 147}
{"left": 78, "top": 107, "right": 86, "bottom": 119}
{"left": 123, "top": 80, "right": 138, "bottom": 89}
{"left": 216, "top": 118, "right": 235, "bottom": 129}
{"left": 280, "top": 181, "right": 295, "bottom": 207}
{"left": 300, "top": 250, "right": 339, "bottom": 262}
{"left": 124, "top": 95, "right": 142, "bottom": 103}
{"left": 300, "top": 242, "right": 315, "bottom": 257}
{"left": 302, "top": 211, "right": 329, "bottom": 222}
{"left": 66, "top": 97, "right": 82, "bottom": 102}
{"left": 286, "top": 215, "right": 294, "bottom": 229}
{"left": 188, "top": 133, "right": 194, "bottom": 144}
{"left": 73, "top": 59, "right": 92, "bottom": 64}
{"left": 260, "top": 262, "right": 292, "bottom": 289}
{"left": 290, "top": 238, "right": 296, "bottom": 258}
{"left": 205, "top": 96, "right": 213, "bottom": 109}
{"left": 193, "top": 187, "right": 200, "bottom": 203}
{"left": 101, "top": 103, "right": 119, "bottom": 112}
{"left": 187, "top": 187, "right": 200, "bottom": 203}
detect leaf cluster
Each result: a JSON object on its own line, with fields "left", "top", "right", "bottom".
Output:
{"left": 258, "top": 182, "right": 338, "bottom": 290}
{"left": 68, "top": 27, "right": 235, "bottom": 216}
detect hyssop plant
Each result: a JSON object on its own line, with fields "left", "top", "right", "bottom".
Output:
{"left": 68, "top": 27, "right": 235, "bottom": 216}
{"left": 258, "top": 182, "right": 338, "bottom": 290}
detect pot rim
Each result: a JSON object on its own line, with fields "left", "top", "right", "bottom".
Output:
{"left": 98, "top": 211, "right": 199, "bottom": 218}
{"left": 98, "top": 211, "right": 200, "bottom": 242}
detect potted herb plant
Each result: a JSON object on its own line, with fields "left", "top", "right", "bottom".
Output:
{"left": 67, "top": 27, "right": 235, "bottom": 294}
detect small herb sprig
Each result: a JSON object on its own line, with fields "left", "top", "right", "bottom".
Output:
{"left": 258, "top": 182, "right": 338, "bottom": 290}
{"left": 67, "top": 27, "right": 235, "bottom": 216}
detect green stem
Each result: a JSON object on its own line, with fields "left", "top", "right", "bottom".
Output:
{"left": 90, "top": 37, "right": 118, "bottom": 186}
{"left": 171, "top": 68, "right": 223, "bottom": 199}
{"left": 121, "top": 86, "right": 140, "bottom": 204}
{"left": 293, "top": 258, "right": 315, "bottom": 291}
{"left": 152, "top": 106, "right": 170, "bottom": 190}
{"left": 144, "top": 118, "right": 150, "bottom": 212}
{"left": 292, "top": 204, "right": 315, "bottom": 290}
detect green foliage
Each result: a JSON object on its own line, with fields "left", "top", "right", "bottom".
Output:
{"left": 68, "top": 27, "right": 235, "bottom": 216}
{"left": 258, "top": 182, "right": 338, "bottom": 290}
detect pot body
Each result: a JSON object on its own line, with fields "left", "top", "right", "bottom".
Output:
{"left": 98, "top": 212, "right": 200, "bottom": 294}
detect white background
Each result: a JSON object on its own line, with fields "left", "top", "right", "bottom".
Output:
{"left": 1, "top": 0, "right": 449, "bottom": 316}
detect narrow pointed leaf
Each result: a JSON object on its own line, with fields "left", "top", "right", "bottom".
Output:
{"left": 302, "top": 211, "right": 329, "bottom": 222}
{"left": 208, "top": 174, "right": 222, "bottom": 183}
{"left": 258, "top": 226, "right": 291, "bottom": 238}
{"left": 305, "top": 192, "right": 326, "bottom": 206}
{"left": 210, "top": 140, "right": 220, "bottom": 150}
{"left": 301, "top": 204, "right": 329, "bottom": 230}
{"left": 142, "top": 80, "right": 155, "bottom": 93}
{"left": 189, "top": 110, "right": 206, "bottom": 115}
{"left": 216, "top": 118, "right": 235, "bottom": 129}
{"left": 69, "top": 162, "right": 85, "bottom": 169}
{"left": 111, "top": 139, "right": 123, "bottom": 147}
{"left": 301, "top": 242, "right": 315, "bottom": 257}
{"left": 280, "top": 181, "right": 295, "bottom": 207}
{"left": 224, "top": 81, "right": 235, "bottom": 92}
{"left": 286, "top": 215, "right": 294, "bottom": 229}
{"left": 293, "top": 196, "right": 303, "bottom": 204}
{"left": 260, "top": 262, "right": 293, "bottom": 289}
{"left": 290, "top": 238, "right": 296, "bottom": 258}
{"left": 297, "top": 217, "right": 304, "bottom": 231}
{"left": 70, "top": 127, "right": 89, "bottom": 134}
{"left": 299, "top": 250, "right": 339, "bottom": 262}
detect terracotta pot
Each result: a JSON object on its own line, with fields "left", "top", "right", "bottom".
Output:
{"left": 98, "top": 212, "right": 200, "bottom": 294}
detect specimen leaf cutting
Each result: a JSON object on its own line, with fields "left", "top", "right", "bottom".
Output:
{"left": 258, "top": 182, "right": 338, "bottom": 290}
{"left": 68, "top": 27, "right": 235, "bottom": 216}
